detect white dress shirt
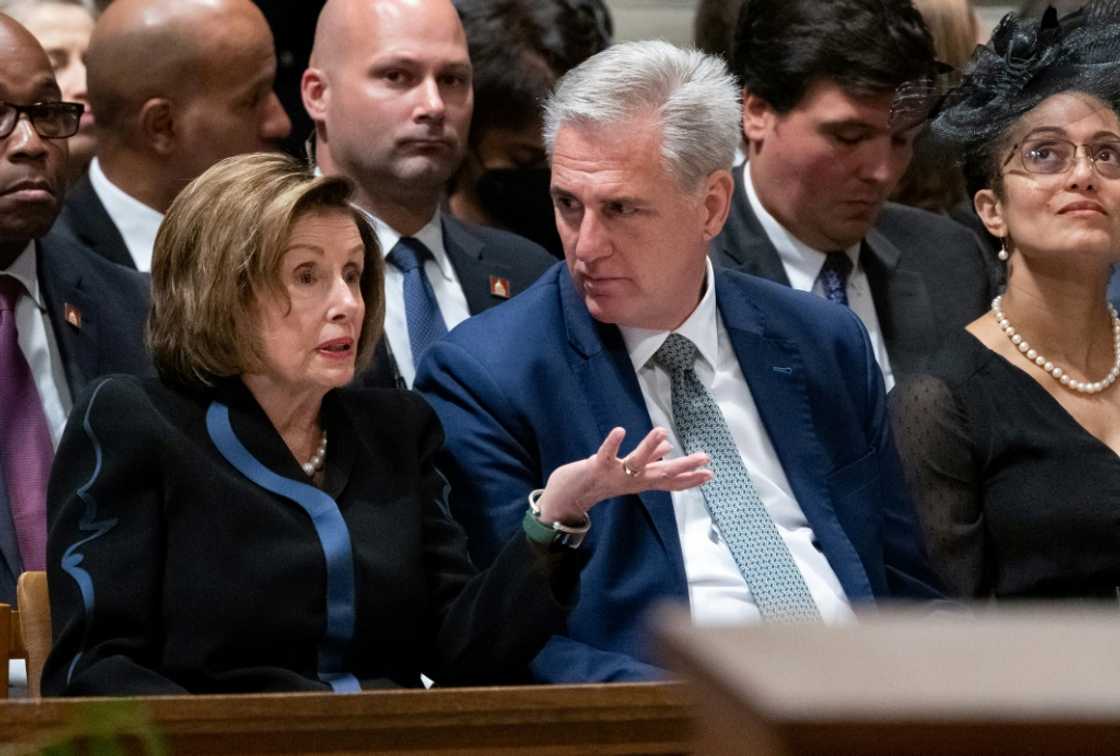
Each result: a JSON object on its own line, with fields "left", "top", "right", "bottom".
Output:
{"left": 87, "top": 157, "right": 164, "bottom": 273}
{"left": 620, "top": 259, "right": 854, "bottom": 626}
{"left": 358, "top": 209, "right": 470, "bottom": 387}
{"left": 5, "top": 242, "right": 72, "bottom": 447}
{"left": 742, "top": 164, "right": 895, "bottom": 391}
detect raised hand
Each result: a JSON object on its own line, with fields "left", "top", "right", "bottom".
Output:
{"left": 535, "top": 426, "right": 711, "bottom": 526}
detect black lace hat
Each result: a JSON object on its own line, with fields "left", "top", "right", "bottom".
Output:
{"left": 928, "top": 1, "right": 1120, "bottom": 191}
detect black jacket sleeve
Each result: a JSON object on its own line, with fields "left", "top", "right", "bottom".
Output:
{"left": 41, "top": 376, "right": 187, "bottom": 696}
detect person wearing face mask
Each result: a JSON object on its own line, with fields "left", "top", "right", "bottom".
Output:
{"left": 446, "top": 0, "right": 611, "bottom": 259}
{"left": 1, "top": 0, "right": 95, "bottom": 184}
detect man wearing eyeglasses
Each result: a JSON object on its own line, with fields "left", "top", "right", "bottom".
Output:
{"left": 0, "top": 13, "right": 150, "bottom": 606}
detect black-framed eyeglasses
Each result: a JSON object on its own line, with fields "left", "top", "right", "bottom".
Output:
{"left": 1002, "top": 137, "right": 1120, "bottom": 179}
{"left": 0, "top": 101, "right": 85, "bottom": 140}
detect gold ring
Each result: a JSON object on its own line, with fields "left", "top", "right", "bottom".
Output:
{"left": 621, "top": 460, "right": 639, "bottom": 478}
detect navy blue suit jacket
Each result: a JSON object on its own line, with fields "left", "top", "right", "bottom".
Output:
{"left": 415, "top": 263, "right": 942, "bottom": 683}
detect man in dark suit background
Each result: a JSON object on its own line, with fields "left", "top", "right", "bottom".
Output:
{"left": 302, "top": 0, "right": 554, "bottom": 389}
{"left": 714, "top": 0, "right": 997, "bottom": 390}
{"left": 416, "top": 41, "right": 941, "bottom": 683}
{"left": 0, "top": 13, "right": 149, "bottom": 603}
{"left": 49, "top": 0, "right": 291, "bottom": 271}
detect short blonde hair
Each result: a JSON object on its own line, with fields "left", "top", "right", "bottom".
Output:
{"left": 148, "top": 152, "right": 384, "bottom": 388}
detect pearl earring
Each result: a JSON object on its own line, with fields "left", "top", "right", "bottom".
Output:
{"left": 998, "top": 243, "right": 1009, "bottom": 261}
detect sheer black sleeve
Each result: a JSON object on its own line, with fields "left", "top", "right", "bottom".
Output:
{"left": 889, "top": 374, "right": 989, "bottom": 598}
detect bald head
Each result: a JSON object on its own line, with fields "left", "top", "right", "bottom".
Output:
{"left": 85, "top": 0, "right": 290, "bottom": 211}
{"left": 0, "top": 12, "right": 52, "bottom": 69}
{"left": 304, "top": 0, "right": 472, "bottom": 230}
{"left": 89, "top": 0, "right": 265, "bottom": 134}
{"left": 0, "top": 14, "right": 69, "bottom": 249}
{"left": 311, "top": 0, "right": 467, "bottom": 72}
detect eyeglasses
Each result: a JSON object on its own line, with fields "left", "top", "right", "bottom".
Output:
{"left": 1003, "top": 137, "right": 1120, "bottom": 180}
{"left": 0, "top": 101, "right": 85, "bottom": 140}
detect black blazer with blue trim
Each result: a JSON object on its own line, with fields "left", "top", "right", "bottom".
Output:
{"left": 41, "top": 375, "right": 580, "bottom": 696}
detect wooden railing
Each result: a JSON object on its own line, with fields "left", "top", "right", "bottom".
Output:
{"left": 0, "top": 682, "right": 694, "bottom": 755}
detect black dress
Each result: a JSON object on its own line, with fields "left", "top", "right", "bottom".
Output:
{"left": 889, "top": 329, "right": 1120, "bottom": 600}
{"left": 42, "top": 375, "right": 583, "bottom": 696}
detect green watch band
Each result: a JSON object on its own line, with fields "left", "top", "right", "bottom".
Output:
{"left": 521, "top": 489, "right": 590, "bottom": 549}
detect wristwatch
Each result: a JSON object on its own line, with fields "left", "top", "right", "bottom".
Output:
{"left": 522, "top": 489, "right": 590, "bottom": 549}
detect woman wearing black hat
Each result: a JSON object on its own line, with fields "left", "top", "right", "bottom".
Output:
{"left": 891, "top": 2, "right": 1120, "bottom": 600}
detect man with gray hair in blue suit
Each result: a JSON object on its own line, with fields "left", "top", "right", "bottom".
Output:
{"left": 416, "top": 40, "right": 942, "bottom": 683}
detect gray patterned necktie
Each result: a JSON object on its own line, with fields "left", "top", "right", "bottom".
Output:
{"left": 653, "top": 333, "right": 821, "bottom": 622}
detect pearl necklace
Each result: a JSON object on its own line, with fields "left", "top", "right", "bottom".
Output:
{"left": 301, "top": 430, "right": 328, "bottom": 476}
{"left": 991, "top": 295, "right": 1120, "bottom": 394}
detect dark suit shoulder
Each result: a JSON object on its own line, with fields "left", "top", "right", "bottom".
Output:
{"left": 876, "top": 202, "right": 984, "bottom": 250}
{"left": 39, "top": 232, "right": 148, "bottom": 298}
{"left": 51, "top": 174, "right": 133, "bottom": 269}
{"left": 449, "top": 218, "right": 554, "bottom": 269}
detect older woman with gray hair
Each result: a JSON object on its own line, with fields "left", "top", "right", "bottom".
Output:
{"left": 40, "top": 152, "right": 711, "bottom": 696}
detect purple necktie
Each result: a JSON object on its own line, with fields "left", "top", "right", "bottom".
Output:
{"left": 0, "top": 275, "right": 52, "bottom": 571}
{"left": 818, "top": 252, "right": 853, "bottom": 307}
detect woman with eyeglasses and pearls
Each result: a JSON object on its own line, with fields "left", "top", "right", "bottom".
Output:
{"left": 890, "top": 2, "right": 1120, "bottom": 601}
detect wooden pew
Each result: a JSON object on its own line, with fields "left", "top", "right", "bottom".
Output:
{"left": 655, "top": 606, "right": 1120, "bottom": 756}
{"left": 0, "top": 682, "right": 693, "bottom": 754}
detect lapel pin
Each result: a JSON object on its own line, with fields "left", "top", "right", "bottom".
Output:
{"left": 64, "top": 302, "right": 82, "bottom": 329}
{"left": 772, "top": 366, "right": 793, "bottom": 375}
{"left": 489, "top": 275, "right": 511, "bottom": 299}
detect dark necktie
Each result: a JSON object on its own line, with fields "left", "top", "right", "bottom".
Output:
{"left": 0, "top": 275, "right": 52, "bottom": 571}
{"left": 387, "top": 237, "right": 448, "bottom": 364}
{"left": 653, "top": 333, "right": 820, "bottom": 622}
{"left": 818, "top": 252, "right": 853, "bottom": 306}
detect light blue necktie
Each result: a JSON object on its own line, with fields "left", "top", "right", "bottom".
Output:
{"left": 653, "top": 333, "right": 821, "bottom": 622}
{"left": 818, "top": 252, "right": 853, "bottom": 306}
{"left": 387, "top": 237, "right": 448, "bottom": 364}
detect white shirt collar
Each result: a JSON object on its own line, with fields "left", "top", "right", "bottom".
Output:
{"left": 4, "top": 241, "right": 42, "bottom": 310}
{"left": 620, "top": 258, "right": 719, "bottom": 374}
{"left": 742, "top": 163, "right": 860, "bottom": 291}
{"left": 353, "top": 206, "right": 455, "bottom": 283}
{"left": 87, "top": 157, "right": 163, "bottom": 271}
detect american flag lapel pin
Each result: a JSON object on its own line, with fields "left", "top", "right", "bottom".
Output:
{"left": 64, "top": 302, "right": 82, "bottom": 329}
{"left": 489, "top": 276, "right": 511, "bottom": 299}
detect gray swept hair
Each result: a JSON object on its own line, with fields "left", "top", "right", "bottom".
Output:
{"left": 543, "top": 40, "right": 741, "bottom": 190}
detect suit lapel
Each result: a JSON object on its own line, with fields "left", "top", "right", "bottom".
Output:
{"left": 37, "top": 239, "right": 102, "bottom": 396}
{"left": 61, "top": 176, "right": 134, "bottom": 270}
{"left": 441, "top": 216, "right": 521, "bottom": 314}
{"left": 711, "top": 167, "right": 792, "bottom": 285}
{"left": 559, "top": 272, "right": 688, "bottom": 587}
{"left": 862, "top": 230, "right": 934, "bottom": 375}
{"left": 715, "top": 274, "right": 873, "bottom": 599}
